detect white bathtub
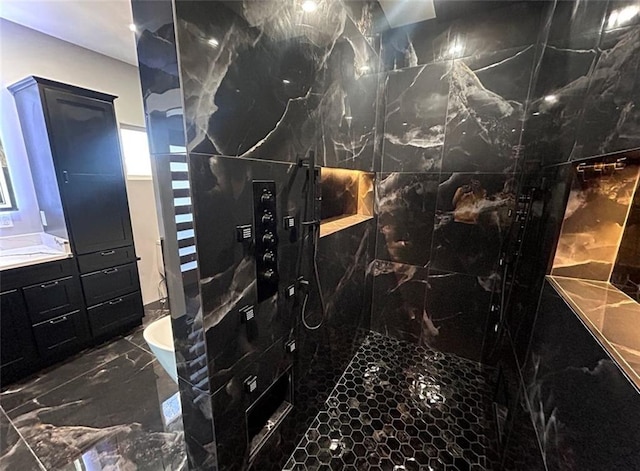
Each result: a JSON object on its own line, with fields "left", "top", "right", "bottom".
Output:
{"left": 143, "top": 316, "right": 178, "bottom": 383}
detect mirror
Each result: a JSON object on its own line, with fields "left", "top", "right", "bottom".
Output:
{"left": 0, "top": 136, "right": 17, "bottom": 211}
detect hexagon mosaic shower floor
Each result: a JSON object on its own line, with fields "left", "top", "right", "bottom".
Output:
{"left": 283, "top": 331, "right": 500, "bottom": 471}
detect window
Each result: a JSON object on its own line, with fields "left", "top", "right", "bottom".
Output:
{"left": 0, "top": 136, "right": 17, "bottom": 211}
{"left": 120, "top": 125, "right": 152, "bottom": 178}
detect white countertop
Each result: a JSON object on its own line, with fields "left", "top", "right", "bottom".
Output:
{"left": 0, "top": 233, "right": 72, "bottom": 271}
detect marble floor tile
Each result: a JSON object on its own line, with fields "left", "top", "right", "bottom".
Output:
{"left": 0, "top": 337, "right": 138, "bottom": 414}
{"left": 1, "top": 336, "right": 186, "bottom": 470}
{"left": 0, "top": 407, "right": 45, "bottom": 470}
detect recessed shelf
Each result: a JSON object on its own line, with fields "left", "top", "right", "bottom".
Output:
{"left": 548, "top": 276, "right": 640, "bottom": 390}
{"left": 319, "top": 167, "right": 374, "bottom": 238}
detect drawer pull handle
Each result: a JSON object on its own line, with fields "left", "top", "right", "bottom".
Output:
{"left": 102, "top": 268, "right": 119, "bottom": 275}
{"left": 100, "top": 250, "right": 116, "bottom": 256}
{"left": 40, "top": 281, "right": 60, "bottom": 289}
{"left": 49, "top": 316, "right": 68, "bottom": 325}
{"left": 109, "top": 298, "right": 123, "bottom": 305}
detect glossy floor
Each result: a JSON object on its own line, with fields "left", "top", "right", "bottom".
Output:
{"left": 283, "top": 331, "right": 500, "bottom": 471}
{"left": 0, "top": 306, "right": 187, "bottom": 471}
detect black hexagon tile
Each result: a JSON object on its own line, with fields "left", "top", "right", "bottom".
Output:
{"left": 283, "top": 331, "right": 500, "bottom": 471}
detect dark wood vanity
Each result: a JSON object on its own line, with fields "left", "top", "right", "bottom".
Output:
{"left": 1, "top": 77, "right": 143, "bottom": 384}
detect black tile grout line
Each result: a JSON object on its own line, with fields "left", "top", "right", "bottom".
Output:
{"left": 283, "top": 330, "right": 501, "bottom": 470}
{"left": 289, "top": 333, "right": 370, "bottom": 453}
{"left": 0, "top": 406, "right": 46, "bottom": 471}
{"left": 124, "top": 334, "right": 153, "bottom": 355}
{"left": 0, "top": 334, "right": 147, "bottom": 415}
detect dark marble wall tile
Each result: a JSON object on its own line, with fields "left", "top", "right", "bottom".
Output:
{"left": 603, "top": 1, "right": 640, "bottom": 31}
{"left": 174, "top": 1, "right": 379, "bottom": 171}
{"left": 501, "top": 386, "right": 546, "bottom": 471}
{"left": 375, "top": 172, "right": 439, "bottom": 266}
{"left": 382, "top": 2, "right": 544, "bottom": 70}
{"left": 524, "top": 282, "right": 640, "bottom": 470}
{"left": 524, "top": 41, "right": 598, "bottom": 166}
{"left": 209, "top": 339, "right": 293, "bottom": 471}
{"left": 424, "top": 270, "right": 492, "bottom": 362}
{"left": 382, "top": 62, "right": 451, "bottom": 172}
{"left": 448, "top": 2, "right": 543, "bottom": 61}
{"left": 188, "top": 152, "right": 374, "bottom": 469}
{"left": 611, "top": 176, "right": 640, "bottom": 301}
{"left": 131, "top": 0, "right": 186, "bottom": 154}
{"left": 431, "top": 172, "right": 515, "bottom": 277}
{"left": 504, "top": 164, "right": 574, "bottom": 366}
{"left": 551, "top": 163, "right": 640, "bottom": 281}
{"left": 573, "top": 24, "right": 640, "bottom": 159}
{"left": 381, "top": 19, "right": 451, "bottom": 70}
{"left": 443, "top": 45, "right": 534, "bottom": 173}
{"left": 343, "top": 0, "right": 389, "bottom": 37}
{"left": 546, "top": 0, "right": 607, "bottom": 49}
{"left": 370, "top": 260, "right": 428, "bottom": 343}
{"left": 188, "top": 154, "right": 306, "bottom": 392}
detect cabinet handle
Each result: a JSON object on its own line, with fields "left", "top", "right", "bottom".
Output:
{"left": 63, "top": 171, "right": 69, "bottom": 183}
{"left": 100, "top": 250, "right": 116, "bottom": 256}
{"left": 102, "top": 268, "right": 118, "bottom": 275}
{"left": 49, "top": 316, "right": 68, "bottom": 325}
{"left": 40, "top": 281, "right": 60, "bottom": 289}
{"left": 109, "top": 298, "right": 123, "bottom": 305}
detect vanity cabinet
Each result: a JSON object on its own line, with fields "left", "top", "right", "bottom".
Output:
{"left": 0, "top": 289, "right": 38, "bottom": 382}
{"left": 4, "top": 77, "right": 145, "bottom": 383}
{"left": 1, "top": 258, "right": 90, "bottom": 383}
{"left": 10, "top": 77, "right": 135, "bottom": 255}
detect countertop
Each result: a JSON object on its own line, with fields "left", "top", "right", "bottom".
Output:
{"left": 548, "top": 275, "right": 640, "bottom": 389}
{"left": 0, "top": 233, "right": 72, "bottom": 271}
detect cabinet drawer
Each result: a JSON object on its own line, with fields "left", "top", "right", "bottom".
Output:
{"left": 32, "top": 310, "right": 90, "bottom": 358}
{"left": 77, "top": 246, "right": 136, "bottom": 274}
{"left": 2, "top": 258, "right": 75, "bottom": 291}
{"left": 23, "top": 276, "right": 82, "bottom": 324}
{"left": 81, "top": 263, "right": 139, "bottom": 306}
{"left": 87, "top": 292, "right": 143, "bottom": 337}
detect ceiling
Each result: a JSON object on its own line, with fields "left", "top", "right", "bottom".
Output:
{"left": 0, "top": 0, "right": 139, "bottom": 66}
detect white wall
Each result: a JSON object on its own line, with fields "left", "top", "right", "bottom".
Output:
{"left": 0, "top": 19, "right": 163, "bottom": 305}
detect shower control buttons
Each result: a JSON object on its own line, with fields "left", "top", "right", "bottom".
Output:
{"left": 240, "top": 305, "right": 255, "bottom": 322}
{"left": 260, "top": 189, "right": 274, "bottom": 204}
{"left": 253, "top": 181, "right": 280, "bottom": 302}
{"left": 286, "top": 284, "right": 296, "bottom": 298}
{"left": 261, "top": 231, "right": 276, "bottom": 246}
{"left": 244, "top": 375, "right": 258, "bottom": 393}
{"left": 260, "top": 269, "right": 276, "bottom": 282}
{"left": 261, "top": 211, "right": 275, "bottom": 224}
{"left": 236, "top": 224, "right": 253, "bottom": 242}
{"left": 285, "top": 339, "right": 296, "bottom": 353}
{"left": 262, "top": 251, "right": 276, "bottom": 263}
{"left": 283, "top": 216, "right": 295, "bottom": 229}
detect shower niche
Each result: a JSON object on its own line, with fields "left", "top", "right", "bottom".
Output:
{"left": 319, "top": 168, "right": 374, "bottom": 237}
{"left": 548, "top": 150, "right": 640, "bottom": 388}
{"left": 246, "top": 369, "right": 293, "bottom": 460}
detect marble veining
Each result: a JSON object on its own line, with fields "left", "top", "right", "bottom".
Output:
{"left": 525, "top": 281, "right": 640, "bottom": 470}
{"left": 0, "top": 307, "right": 187, "bottom": 471}
{"left": 551, "top": 164, "right": 640, "bottom": 281}
{"left": 174, "top": 0, "right": 379, "bottom": 171}
{"left": 548, "top": 275, "right": 640, "bottom": 389}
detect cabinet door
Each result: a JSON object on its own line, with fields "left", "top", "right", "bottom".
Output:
{"left": 43, "top": 87, "right": 123, "bottom": 176}
{"left": 0, "top": 290, "right": 38, "bottom": 374}
{"left": 61, "top": 173, "right": 133, "bottom": 254}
